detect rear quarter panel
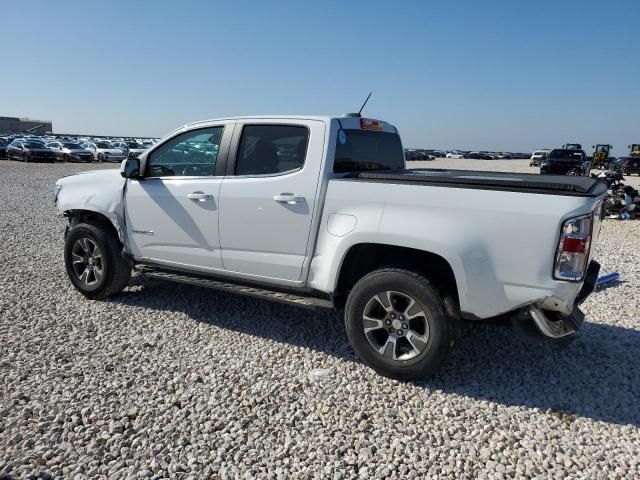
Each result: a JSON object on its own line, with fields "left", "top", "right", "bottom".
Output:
{"left": 309, "top": 179, "right": 600, "bottom": 318}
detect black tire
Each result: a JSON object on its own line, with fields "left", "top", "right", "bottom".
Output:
{"left": 63, "top": 154, "right": 69, "bottom": 162}
{"left": 23, "top": 152, "right": 28, "bottom": 162}
{"left": 344, "top": 268, "right": 457, "bottom": 381}
{"left": 64, "top": 220, "right": 131, "bottom": 299}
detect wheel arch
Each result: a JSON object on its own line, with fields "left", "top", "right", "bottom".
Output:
{"left": 333, "top": 243, "right": 460, "bottom": 314}
{"left": 64, "top": 209, "right": 124, "bottom": 244}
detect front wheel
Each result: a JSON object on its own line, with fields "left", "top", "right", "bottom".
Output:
{"left": 64, "top": 221, "right": 131, "bottom": 299}
{"left": 344, "top": 268, "right": 457, "bottom": 381}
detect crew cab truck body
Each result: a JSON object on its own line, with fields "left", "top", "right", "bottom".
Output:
{"left": 55, "top": 115, "right": 605, "bottom": 380}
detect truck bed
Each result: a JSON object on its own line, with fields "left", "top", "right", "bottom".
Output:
{"left": 342, "top": 168, "right": 606, "bottom": 197}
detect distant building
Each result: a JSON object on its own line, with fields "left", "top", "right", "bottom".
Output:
{"left": 0, "top": 116, "right": 53, "bottom": 135}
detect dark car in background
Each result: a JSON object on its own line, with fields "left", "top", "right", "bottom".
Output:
{"left": 6, "top": 139, "right": 57, "bottom": 162}
{"left": 0, "top": 138, "right": 10, "bottom": 159}
{"left": 540, "top": 149, "right": 591, "bottom": 176}
{"left": 620, "top": 156, "right": 640, "bottom": 175}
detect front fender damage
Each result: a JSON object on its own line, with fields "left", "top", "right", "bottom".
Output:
{"left": 55, "top": 169, "right": 128, "bottom": 245}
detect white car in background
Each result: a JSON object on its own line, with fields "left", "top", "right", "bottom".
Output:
{"left": 446, "top": 151, "right": 465, "bottom": 159}
{"left": 126, "top": 141, "right": 149, "bottom": 159}
{"left": 111, "top": 141, "right": 130, "bottom": 155}
{"left": 530, "top": 149, "right": 551, "bottom": 167}
{"left": 94, "top": 141, "right": 127, "bottom": 163}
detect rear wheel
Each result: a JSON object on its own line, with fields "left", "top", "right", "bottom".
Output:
{"left": 64, "top": 221, "right": 131, "bottom": 299}
{"left": 344, "top": 268, "right": 457, "bottom": 381}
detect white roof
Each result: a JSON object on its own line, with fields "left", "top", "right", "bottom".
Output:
{"left": 186, "top": 115, "right": 335, "bottom": 127}
{"left": 164, "top": 115, "right": 397, "bottom": 139}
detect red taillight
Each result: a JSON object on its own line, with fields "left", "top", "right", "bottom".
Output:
{"left": 562, "top": 236, "right": 588, "bottom": 254}
{"left": 554, "top": 213, "right": 593, "bottom": 281}
{"left": 360, "top": 118, "right": 383, "bottom": 131}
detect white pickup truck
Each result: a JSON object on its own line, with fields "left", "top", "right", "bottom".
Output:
{"left": 55, "top": 115, "right": 605, "bottom": 380}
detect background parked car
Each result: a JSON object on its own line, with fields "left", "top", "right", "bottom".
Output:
{"left": 126, "top": 141, "right": 148, "bottom": 158}
{"left": 540, "top": 149, "right": 591, "bottom": 175}
{"left": 111, "top": 141, "right": 130, "bottom": 156}
{"left": 80, "top": 142, "right": 97, "bottom": 158}
{"left": 0, "top": 138, "right": 10, "bottom": 159}
{"left": 6, "top": 139, "right": 56, "bottom": 162}
{"left": 94, "top": 141, "right": 126, "bottom": 162}
{"left": 530, "top": 149, "right": 550, "bottom": 166}
{"left": 620, "top": 157, "right": 640, "bottom": 175}
{"left": 59, "top": 142, "right": 95, "bottom": 162}
{"left": 45, "top": 141, "right": 66, "bottom": 161}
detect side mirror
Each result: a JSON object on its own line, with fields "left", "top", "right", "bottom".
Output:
{"left": 120, "top": 158, "right": 140, "bottom": 178}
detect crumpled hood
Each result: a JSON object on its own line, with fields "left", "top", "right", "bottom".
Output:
{"left": 56, "top": 168, "right": 123, "bottom": 187}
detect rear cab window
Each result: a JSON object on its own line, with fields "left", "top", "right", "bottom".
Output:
{"left": 548, "top": 149, "right": 586, "bottom": 161}
{"left": 333, "top": 126, "right": 404, "bottom": 173}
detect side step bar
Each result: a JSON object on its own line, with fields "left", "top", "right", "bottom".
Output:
{"left": 139, "top": 267, "right": 334, "bottom": 310}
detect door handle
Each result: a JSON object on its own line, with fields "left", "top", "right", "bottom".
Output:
{"left": 187, "top": 192, "right": 214, "bottom": 201}
{"left": 273, "top": 194, "right": 305, "bottom": 204}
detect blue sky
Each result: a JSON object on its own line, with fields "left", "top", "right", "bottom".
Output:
{"left": 2, "top": 0, "right": 638, "bottom": 154}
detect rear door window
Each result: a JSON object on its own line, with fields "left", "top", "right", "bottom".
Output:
{"left": 333, "top": 129, "right": 404, "bottom": 173}
{"left": 235, "top": 125, "right": 309, "bottom": 176}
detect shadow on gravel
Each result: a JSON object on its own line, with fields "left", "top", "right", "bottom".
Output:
{"left": 426, "top": 321, "right": 640, "bottom": 427}
{"left": 114, "top": 276, "right": 640, "bottom": 427}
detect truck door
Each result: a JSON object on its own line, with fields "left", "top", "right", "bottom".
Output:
{"left": 124, "top": 123, "right": 232, "bottom": 272}
{"left": 218, "top": 120, "right": 325, "bottom": 282}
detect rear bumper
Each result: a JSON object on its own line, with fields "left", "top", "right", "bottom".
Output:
{"left": 514, "top": 260, "right": 600, "bottom": 339}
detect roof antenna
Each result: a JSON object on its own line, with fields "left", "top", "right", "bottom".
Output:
{"left": 343, "top": 92, "right": 372, "bottom": 118}
{"left": 358, "top": 92, "right": 372, "bottom": 116}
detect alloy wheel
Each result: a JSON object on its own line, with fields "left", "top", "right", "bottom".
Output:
{"left": 71, "top": 237, "right": 104, "bottom": 288}
{"left": 362, "top": 291, "right": 430, "bottom": 361}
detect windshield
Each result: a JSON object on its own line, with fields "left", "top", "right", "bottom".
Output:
{"left": 334, "top": 129, "right": 404, "bottom": 173}
{"left": 63, "top": 143, "right": 82, "bottom": 149}
{"left": 24, "top": 141, "right": 45, "bottom": 148}
{"left": 128, "top": 142, "right": 144, "bottom": 149}
{"left": 96, "top": 142, "right": 112, "bottom": 148}
{"left": 549, "top": 149, "right": 584, "bottom": 160}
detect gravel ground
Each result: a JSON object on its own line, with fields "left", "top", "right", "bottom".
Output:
{"left": 1, "top": 159, "right": 639, "bottom": 479}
